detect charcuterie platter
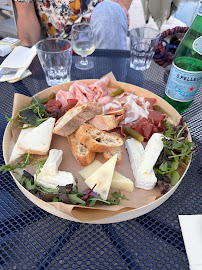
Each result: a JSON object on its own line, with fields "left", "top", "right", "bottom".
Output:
{"left": 2, "top": 77, "right": 194, "bottom": 224}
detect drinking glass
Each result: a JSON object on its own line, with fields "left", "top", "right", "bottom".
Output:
{"left": 36, "top": 38, "right": 72, "bottom": 86}
{"left": 130, "top": 27, "right": 160, "bottom": 70}
{"left": 71, "top": 23, "right": 96, "bottom": 70}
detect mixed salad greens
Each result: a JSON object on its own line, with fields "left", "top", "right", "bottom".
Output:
{"left": 154, "top": 118, "right": 196, "bottom": 194}
{"left": 0, "top": 153, "right": 127, "bottom": 206}
{"left": 6, "top": 93, "right": 56, "bottom": 128}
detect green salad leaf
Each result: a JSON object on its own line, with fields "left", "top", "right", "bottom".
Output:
{"left": 0, "top": 152, "right": 33, "bottom": 175}
{"left": 154, "top": 118, "right": 196, "bottom": 191}
{"left": 6, "top": 93, "right": 56, "bottom": 128}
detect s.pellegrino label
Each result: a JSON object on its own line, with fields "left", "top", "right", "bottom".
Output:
{"left": 198, "top": 5, "right": 202, "bottom": 15}
{"left": 165, "top": 64, "right": 202, "bottom": 102}
{"left": 193, "top": 37, "right": 202, "bottom": 55}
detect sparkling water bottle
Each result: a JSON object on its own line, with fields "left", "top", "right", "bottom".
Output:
{"left": 164, "top": 5, "right": 202, "bottom": 113}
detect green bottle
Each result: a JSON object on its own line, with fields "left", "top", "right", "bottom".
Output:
{"left": 164, "top": 5, "right": 202, "bottom": 113}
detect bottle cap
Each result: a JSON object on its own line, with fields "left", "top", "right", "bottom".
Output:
{"left": 0, "top": 45, "right": 12, "bottom": 57}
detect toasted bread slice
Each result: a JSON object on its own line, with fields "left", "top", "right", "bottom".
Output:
{"left": 88, "top": 114, "right": 118, "bottom": 131}
{"left": 103, "top": 146, "right": 123, "bottom": 164}
{"left": 75, "top": 123, "right": 123, "bottom": 152}
{"left": 103, "top": 132, "right": 123, "bottom": 163}
{"left": 53, "top": 102, "right": 102, "bottom": 137}
{"left": 68, "top": 132, "right": 96, "bottom": 166}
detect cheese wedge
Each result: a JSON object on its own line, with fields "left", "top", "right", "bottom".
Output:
{"left": 84, "top": 154, "right": 117, "bottom": 200}
{"left": 125, "top": 138, "right": 157, "bottom": 190}
{"left": 35, "top": 171, "right": 75, "bottom": 189}
{"left": 18, "top": 118, "right": 55, "bottom": 155}
{"left": 79, "top": 160, "right": 134, "bottom": 192}
{"left": 139, "top": 133, "right": 164, "bottom": 174}
{"left": 40, "top": 149, "right": 63, "bottom": 175}
{"left": 9, "top": 124, "right": 35, "bottom": 163}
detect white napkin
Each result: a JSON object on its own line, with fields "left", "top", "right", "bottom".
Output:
{"left": 179, "top": 215, "right": 202, "bottom": 270}
{"left": 0, "top": 44, "right": 12, "bottom": 57}
{"left": 0, "top": 45, "right": 36, "bottom": 83}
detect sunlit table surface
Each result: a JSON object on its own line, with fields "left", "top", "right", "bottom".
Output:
{"left": 0, "top": 49, "right": 201, "bottom": 270}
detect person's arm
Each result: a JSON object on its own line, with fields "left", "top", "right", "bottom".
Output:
{"left": 110, "top": 0, "right": 132, "bottom": 26}
{"left": 15, "top": 1, "right": 41, "bottom": 46}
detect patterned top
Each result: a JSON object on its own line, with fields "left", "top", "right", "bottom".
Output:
{"left": 15, "top": 0, "right": 102, "bottom": 39}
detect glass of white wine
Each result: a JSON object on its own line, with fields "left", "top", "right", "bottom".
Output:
{"left": 71, "top": 23, "right": 96, "bottom": 70}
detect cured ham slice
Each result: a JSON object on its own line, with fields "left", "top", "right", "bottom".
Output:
{"left": 144, "top": 97, "right": 156, "bottom": 109}
{"left": 121, "top": 95, "right": 149, "bottom": 125}
{"left": 56, "top": 90, "right": 75, "bottom": 107}
{"left": 88, "top": 77, "right": 111, "bottom": 99}
{"left": 97, "top": 96, "right": 114, "bottom": 106}
{"left": 55, "top": 77, "right": 111, "bottom": 107}
{"left": 148, "top": 110, "right": 167, "bottom": 129}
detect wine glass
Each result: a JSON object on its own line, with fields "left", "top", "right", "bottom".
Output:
{"left": 71, "top": 23, "right": 96, "bottom": 70}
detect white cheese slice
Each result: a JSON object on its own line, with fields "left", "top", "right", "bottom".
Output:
{"left": 139, "top": 133, "right": 164, "bottom": 174}
{"left": 35, "top": 171, "right": 75, "bottom": 189}
{"left": 79, "top": 160, "right": 134, "bottom": 192}
{"left": 9, "top": 124, "right": 35, "bottom": 163}
{"left": 17, "top": 118, "right": 55, "bottom": 155}
{"left": 84, "top": 154, "right": 117, "bottom": 200}
{"left": 40, "top": 149, "right": 63, "bottom": 175}
{"left": 125, "top": 138, "right": 157, "bottom": 190}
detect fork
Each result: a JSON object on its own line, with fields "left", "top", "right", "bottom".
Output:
{"left": 0, "top": 67, "right": 19, "bottom": 79}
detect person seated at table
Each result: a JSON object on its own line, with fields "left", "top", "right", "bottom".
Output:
{"left": 14, "top": 0, "right": 132, "bottom": 50}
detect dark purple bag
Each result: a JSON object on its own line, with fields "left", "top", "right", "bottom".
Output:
{"left": 153, "top": 26, "right": 189, "bottom": 67}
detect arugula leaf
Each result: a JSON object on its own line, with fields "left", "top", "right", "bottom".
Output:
{"left": 21, "top": 176, "right": 36, "bottom": 191}
{"left": 171, "top": 171, "right": 180, "bottom": 186}
{"left": 87, "top": 191, "right": 127, "bottom": 206}
{"left": 68, "top": 193, "right": 86, "bottom": 205}
{"left": 20, "top": 109, "right": 37, "bottom": 125}
{"left": 0, "top": 152, "right": 33, "bottom": 174}
{"left": 32, "top": 158, "right": 46, "bottom": 180}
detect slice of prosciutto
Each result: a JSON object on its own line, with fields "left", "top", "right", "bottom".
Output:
{"left": 55, "top": 77, "right": 111, "bottom": 106}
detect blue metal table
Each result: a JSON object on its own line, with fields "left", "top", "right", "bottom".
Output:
{"left": 0, "top": 50, "right": 201, "bottom": 270}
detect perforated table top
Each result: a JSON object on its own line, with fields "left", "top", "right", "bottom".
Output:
{"left": 0, "top": 50, "right": 201, "bottom": 270}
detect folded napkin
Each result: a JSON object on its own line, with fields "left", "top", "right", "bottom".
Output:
{"left": 0, "top": 44, "right": 12, "bottom": 57}
{"left": 0, "top": 45, "right": 36, "bottom": 83}
{"left": 179, "top": 215, "right": 202, "bottom": 270}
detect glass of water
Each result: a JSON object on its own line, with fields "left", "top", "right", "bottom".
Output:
{"left": 71, "top": 23, "right": 96, "bottom": 70}
{"left": 36, "top": 38, "right": 72, "bottom": 86}
{"left": 130, "top": 27, "right": 160, "bottom": 70}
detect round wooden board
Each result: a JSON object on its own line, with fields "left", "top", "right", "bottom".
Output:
{"left": 3, "top": 80, "right": 191, "bottom": 224}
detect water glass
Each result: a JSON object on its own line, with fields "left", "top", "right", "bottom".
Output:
{"left": 36, "top": 38, "right": 72, "bottom": 86}
{"left": 130, "top": 27, "right": 160, "bottom": 70}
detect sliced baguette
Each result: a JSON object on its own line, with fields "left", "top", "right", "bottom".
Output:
{"left": 53, "top": 102, "right": 102, "bottom": 137}
{"left": 103, "top": 146, "right": 123, "bottom": 164}
{"left": 88, "top": 114, "right": 118, "bottom": 131}
{"left": 75, "top": 123, "right": 123, "bottom": 152}
{"left": 68, "top": 132, "right": 96, "bottom": 166}
{"left": 103, "top": 132, "right": 123, "bottom": 163}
